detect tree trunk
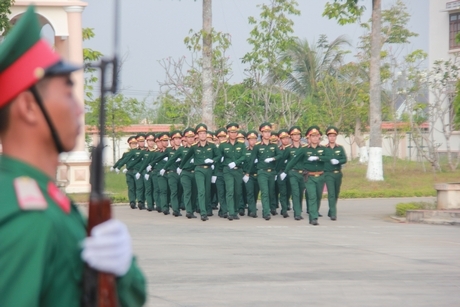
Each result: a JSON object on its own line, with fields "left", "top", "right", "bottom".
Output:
{"left": 366, "top": 0, "right": 384, "bottom": 181}
{"left": 201, "top": 0, "right": 213, "bottom": 128}
{"left": 354, "top": 117, "right": 368, "bottom": 164}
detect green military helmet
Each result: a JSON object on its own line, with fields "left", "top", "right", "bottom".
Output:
{"left": 326, "top": 126, "right": 339, "bottom": 135}
{"left": 226, "top": 123, "right": 239, "bottom": 132}
{"left": 278, "top": 129, "right": 290, "bottom": 139}
{"left": 195, "top": 123, "right": 208, "bottom": 133}
{"left": 246, "top": 130, "right": 259, "bottom": 139}
{"left": 0, "top": 6, "right": 82, "bottom": 109}
{"left": 259, "top": 122, "right": 272, "bottom": 132}
{"left": 127, "top": 136, "right": 137, "bottom": 144}
{"left": 183, "top": 127, "right": 195, "bottom": 137}
{"left": 170, "top": 130, "right": 182, "bottom": 139}
{"left": 289, "top": 126, "right": 302, "bottom": 135}
{"left": 215, "top": 128, "right": 227, "bottom": 138}
{"left": 306, "top": 125, "right": 322, "bottom": 137}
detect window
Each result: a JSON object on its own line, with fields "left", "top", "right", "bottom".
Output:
{"left": 450, "top": 13, "right": 460, "bottom": 49}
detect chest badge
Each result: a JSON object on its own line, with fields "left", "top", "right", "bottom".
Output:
{"left": 14, "top": 177, "right": 47, "bottom": 211}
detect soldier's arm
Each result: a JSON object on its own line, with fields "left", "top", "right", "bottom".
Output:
{"left": 164, "top": 149, "right": 183, "bottom": 169}
{"left": 116, "top": 257, "right": 147, "bottom": 307}
{"left": 276, "top": 149, "right": 290, "bottom": 172}
{"left": 235, "top": 144, "right": 247, "bottom": 166}
{"left": 285, "top": 147, "right": 306, "bottom": 173}
{"left": 179, "top": 147, "right": 194, "bottom": 169}
{"left": 115, "top": 151, "right": 133, "bottom": 169}
{"left": 212, "top": 144, "right": 222, "bottom": 164}
{"left": 113, "top": 151, "right": 128, "bottom": 168}
{"left": 244, "top": 147, "right": 258, "bottom": 174}
{"left": 338, "top": 146, "right": 348, "bottom": 165}
{"left": 273, "top": 145, "right": 283, "bottom": 161}
{"left": 138, "top": 152, "right": 153, "bottom": 172}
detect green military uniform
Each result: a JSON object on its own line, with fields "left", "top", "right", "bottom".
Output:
{"left": 151, "top": 132, "right": 172, "bottom": 214}
{"left": 280, "top": 126, "right": 305, "bottom": 220}
{"left": 113, "top": 136, "right": 138, "bottom": 208}
{"left": 164, "top": 128, "right": 198, "bottom": 218}
{"left": 276, "top": 129, "right": 291, "bottom": 218}
{"left": 114, "top": 145, "right": 144, "bottom": 209}
{"left": 324, "top": 126, "right": 347, "bottom": 220}
{"left": 164, "top": 130, "right": 183, "bottom": 216}
{"left": 132, "top": 134, "right": 148, "bottom": 208}
{"left": 179, "top": 124, "right": 222, "bottom": 221}
{"left": 220, "top": 123, "right": 247, "bottom": 220}
{"left": 143, "top": 133, "right": 156, "bottom": 211}
{"left": 0, "top": 8, "right": 146, "bottom": 306}
{"left": 246, "top": 123, "right": 283, "bottom": 220}
{"left": 236, "top": 130, "right": 249, "bottom": 215}
{"left": 285, "top": 126, "right": 327, "bottom": 225}
{"left": 243, "top": 131, "right": 260, "bottom": 217}
{"left": 214, "top": 128, "right": 228, "bottom": 218}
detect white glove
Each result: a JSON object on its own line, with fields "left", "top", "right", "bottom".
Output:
{"left": 211, "top": 176, "right": 217, "bottom": 183}
{"left": 110, "top": 167, "right": 114, "bottom": 172}
{"left": 211, "top": 165, "right": 215, "bottom": 170}
{"left": 146, "top": 165, "right": 152, "bottom": 172}
{"left": 190, "top": 158, "right": 194, "bottom": 164}
{"left": 228, "top": 162, "right": 236, "bottom": 169}
{"left": 81, "top": 219, "right": 132, "bottom": 277}
{"left": 135, "top": 172, "right": 141, "bottom": 180}
{"left": 204, "top": 158, "right": 213, "bottom": 164}
{"left": 280, "top": 172, "right": 287, "bottom": 181}
{"left": 221, "top": 156, "right": 224, "bottom": 162}
{"left": 275, "top": 175, "right": 278, "bottom": 181}
{"left": 331, "top": 158, "right": 339, "bottom": 165}
{"left": 122, "top": 169, "right": 128, "bottom": 174}
{"left": 115, "top": 168, "right": 120, "bottom": 174}
{"left": 163, "top": 157, "right": 168, "bottom": 161}
{"left": 176, "top": 158, "right": 181, "bottom": 162}
{"left": 264, "top": 157, "right": 275, "bottom": 163}
{"left": 243, "top": 175, "right": 249, "bottom": 183}
{"left": 144, "top": 174, "right": 149, "bottom": 180}
{"left": 159, "top": 169, "right": 166, "bottom": 176}
{"left": 177, "top": 168, "right": 182, "bottom": 175}
{"left": 254, "top": 159, "right": 258, "bottom": 163}
{"left": 308, "top": 156, "right": 319, "bottom": 161}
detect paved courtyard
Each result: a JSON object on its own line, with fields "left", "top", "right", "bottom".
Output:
{"left": 106, "top": 197, "right": 460, "bottom": 307}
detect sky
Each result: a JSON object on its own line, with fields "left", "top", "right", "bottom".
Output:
{"left": 80, "top": 0, "right": 429, "bottom": 101}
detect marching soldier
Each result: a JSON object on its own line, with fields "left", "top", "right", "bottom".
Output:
{"left": 220, "top": 123, "right": 247, "bottom": 221}
{"left": 207, "top": 131, "right": 218, "bottom": 210}
{"left": 113, "top": 136, "right": 138, "bottom": 208}
{"left": 152, "top": 132, "right": 171, "bottom": 215}
{"left": 243, "top": 130, "right": 260, "bottom": 217}
{"left": 324, "top": 126, "right": 347, "bottom": 220}
{"left": 0, "top": 7, "right": 146, "bottom": 305}
{"left": 179, "top": 124, "right": 222, "bottom": 221}
{"left": 276, "top": 129, "right": 291, "bottom": 218}
{"left": 143, "top": 133, "right": 156, "bottom": 211}
{"left": 284, "top": 126, "right": 326, "bottom": 225}
{"left": 279, "top": 126, "right": 305, "bottom": 220}
{"left": 244, "top": 123, "right": 283, "bottom": 220}
{"left": 215, "top": 128, "right": 229, "bottom": 218}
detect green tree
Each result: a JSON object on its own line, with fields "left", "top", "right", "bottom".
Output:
{"left": 0, "top": 0, "right": 14, "bottom": 36}
{"left": 83, "top": 28, "right": 103, "bottom": 102}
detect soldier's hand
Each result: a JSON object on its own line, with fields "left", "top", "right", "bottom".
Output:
{"left": 211, "top": 165, "right": 215, "bottom": 170}
{"left": 115, "top": 168, "right": 120, "bottom": 174}
{"left": 308, "top": 156, "right": 319, "bottom": 161}
{"left": 177, "top": 168, "right": 182, "bottom": 175}
{"left": 243, "top": 175, "right": 249, "bottom": 183}
{"left": 228, "top": 162, "right": 236, "bottom": 169}
{"left": 254, "top": 159, "right": 258, "bottom": 163}
{"left": 163, "top": 157, "right": 168, "bottom": 161}
{"left": 190, "top": 158, "right": 194, "bottom": 164}
{"left": 176, "top": 158, "right": 181, "bottom": 162}
{"left": 110, "top": 167, "right": 114, "bottom": 172}
{"left": 331, "top": 159, "right": 339, "bottom": 165}
{"left": 135, "top": 172, "right": 141, "bottom": 180}
{"left": 146, "top": 165, "right": 152, "bottom": 172}
{"left": 264, "top": 157, "right": 275, "bottom": 163}
{"left": 81, "top": 219, "right": 132, "bottom": 277}
{"left": 204, "top": 158, "right": 213, "bottom": 164}
{"left": 211, "top": 176, "right": 217, "bottom": 183}
{"left": 275, "top": 175, "right": 278, "bottom": 181}
{"left": 280, "top": 172, "right": 287, "bottom": 181}
{"left": 160, "top": 169, "right": 166, "bottom": 176}
{"left": 144, "top": 174, "right": 150, "bottom": 180}
{"left": 122, "top": 168, "right": 128, "bottom": 174}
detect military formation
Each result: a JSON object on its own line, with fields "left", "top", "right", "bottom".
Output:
{"left": 112, "top": 122, "right": 347, "bottom": 226}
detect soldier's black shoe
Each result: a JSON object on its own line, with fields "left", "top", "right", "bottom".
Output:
{"left": 147, "top": 208, "right": 153, "bottom": 212}
{"left": 270, "top": 210, "right": 278, "bottom": 216}
{"left": 156, "top": 208, "right": 162, "bottom": 213}
{"left": 212, "top": 206, "right": 218, "bottom": 210}
{"left": 201, "top": 215, "right": 208, "bottom": 221}
{"left": 287, "top": 206, "right": 291, "bottom": 211}
{"left": 207, "top": 212, "right": 214, "bottom": 217}
{"left": 138, "top": 202, "right": 146, "bottom": 210}
{"left": 239, "top": 210, "right": 245, "bottom": 216}
{"left": 294, "top": 216, "right": 302, "bottom": 221}
{"left": 264, "top": 215, "right": 271, "bottom": 221}
{"left": 163, "top": 210, "right": 170, "bottom": 215}
{"left": 196, "top": 209, "right": 201, "bottom": 214}
{"left": 318, "top": 213, "right": 323, "bottom": 217}
{"left": 186, "top": 213, "right": 196, "bottom": 219}
{"left": 282, "top": 212, "right": 289, "bottom": 218}
{"left": 330, "top": 216, "right": 337, "bottom": 221}
{"left": 233, "top": 215, "right": 240, "bottom": 220}
{"left": 310, "top": 219, "right": 319, "bottom": 226}
{"left": 249, "top": 212, "right": 258, "bottom": 218}
{"left": 228, "top": 215, "right": 234, "bottom": 221}
{"left": 300, "top": 216, "right": 304, "bottom": 220}
{"left": 130, "top": 202, "right": 136, "bottom": 209}
{"left": 173, "top": 212, "right": 182, "bottom": 217}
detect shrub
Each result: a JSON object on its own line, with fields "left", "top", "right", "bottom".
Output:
{"left": 395, "top": 202, "right": 435, "bottom": 216}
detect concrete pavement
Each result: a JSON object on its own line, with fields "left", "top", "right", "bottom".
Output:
{"left": 103, "top": 197, "right": 460, "bottom": 307}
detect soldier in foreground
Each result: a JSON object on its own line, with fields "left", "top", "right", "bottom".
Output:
{"left": 0, "top": 7, "right": 146, "bottom": 306}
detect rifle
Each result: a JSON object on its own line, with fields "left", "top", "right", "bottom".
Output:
{"left": 82, "top": 0, "right": 120, "bottom": 306}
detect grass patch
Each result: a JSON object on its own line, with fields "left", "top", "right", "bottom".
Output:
{"left": 395, "top": 201, "right": 437, "bottom": 216}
